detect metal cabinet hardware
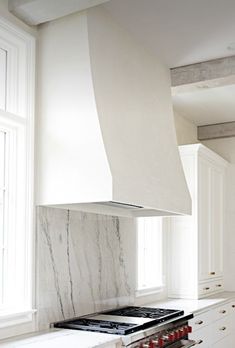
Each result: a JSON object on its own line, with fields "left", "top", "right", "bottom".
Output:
{"left": 195, "top": 320, "right": 203, "bottom": 325}
{"left": 219, "top": 310, "right": 226, "bottom": 314}
{"left": 219, "top": 326, "right": 226, "bottom": 331}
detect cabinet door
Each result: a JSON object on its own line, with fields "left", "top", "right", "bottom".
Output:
{"left": 198, "top": 157, "right": 211, "bottom": 281}
{"left": 0, "top": 48, "right": 7, "bottom": 110}
{"left": 210, "top": 165, "right": 223, "bottom": 278}
{"left": 213, "top": 335, "right": 232, "bottom": 348}
{"left": 189, "top": 324, "right": 211, "bottom": 348}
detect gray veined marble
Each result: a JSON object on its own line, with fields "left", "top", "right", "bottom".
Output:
{"left": 36, "top": 207, "right": 136, "bottom": 330}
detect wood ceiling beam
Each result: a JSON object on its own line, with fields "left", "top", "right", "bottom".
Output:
{"left": 171, "top": 55, "right": 235, "bottom": 86}
{"left": 171, "top": 56, "right": 235, "bottom": 95}
{"left": 198, "top": 122, "right": 235, "bottom": 140}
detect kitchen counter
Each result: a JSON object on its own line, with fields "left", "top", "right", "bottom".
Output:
{"left": 1, "top": 292, "right": 235, "bottom": 347}
{"left": 145, "top": 291, "right": 235, "bottom": 314}
{"left": 0, "top": 329, "right": 121, "bottom": 348}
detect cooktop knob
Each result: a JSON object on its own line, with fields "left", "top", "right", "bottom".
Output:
{"left": 151, "top": 339, "right": 159, "bottom": 347}
{"left": 176, "top": 329, "right": 181, "bottom": 339}
{"left": 162, "top": 334, "right": 170, "bottom": 342}
{"left": 149, "top": 340, "right": 155, "bottom": 348}
{"left": 168, "top": 333, "right": 175, "bottom": 342}
{"left": 158, "top": 337, "right": 164, "bottom": 348}
{"left": 187, "top": 325, "right": 192, "bottom": 333}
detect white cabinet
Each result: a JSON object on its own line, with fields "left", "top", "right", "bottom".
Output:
{"left": 168, "top": 144, "right": 227, "bottom": 299}
{"left": 189, "top": 300, "right": 235, "bottom": 348}
{"left": 0, "top": 48, "right": 7, "bottom": 110}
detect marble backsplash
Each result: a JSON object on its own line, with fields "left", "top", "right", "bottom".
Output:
{"left": 36, "top": 207, "right": 136, "bottom": 330}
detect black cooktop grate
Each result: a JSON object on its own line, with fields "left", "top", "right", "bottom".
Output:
{"left": 104, "top": 306, "right": 184, "bottom": 320}
{"left": 54, "top": 318, "right": 138, "bottom": 335}
{"left": 54, "top": 306, "right": 185, "bottom": 335}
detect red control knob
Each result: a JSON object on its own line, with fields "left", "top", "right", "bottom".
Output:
{"left": 175, "top": 330, "right": 180, "bottom": 339}
{"left": 168, "top": 333, "right": 175, "bottom": 342}
{"left": 187, "top": 325, "right": 192, "bottom": 333}
{"left": 158, "top": 337, "right": 164, "bottom": 348}
{"left": 149, "top": 341, "right": 155, "bottom": 348}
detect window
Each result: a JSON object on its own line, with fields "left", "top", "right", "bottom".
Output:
{"left": 136, "top": 217, "right": 165, "bottom": 296}
{"left": 0, "top": 18, "right": 35, "bottom": 336}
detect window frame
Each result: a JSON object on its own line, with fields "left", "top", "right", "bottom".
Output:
{"left": 135, "top": 217, "right": 167, "bottom": 304}
{"left": 0, "top": 16, "right": 35, "bottom": 339}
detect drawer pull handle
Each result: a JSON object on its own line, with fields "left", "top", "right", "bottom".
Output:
{"left": 210, "top": 272, "right": 216, "bottom": 275}
{"left": 196, "top": 340, "right": 203, "bottom": 345}
{"left": 195, "top": 320, "right": 203, "bottom": 325}
{"left": 219, "top": 310, "right": 226, "bottom": 314}
{"left": 203, "top": 287, "right": 210, "bottom": 290}
{"left": 216, "top": 284, "right": 222, "bottom": 287}
{"left": 219, "top": 326, "right": 226, "bottom": 331}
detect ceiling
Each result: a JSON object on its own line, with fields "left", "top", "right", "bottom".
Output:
{"left": 173, "top": 84, "right": 235, "bottom": 126}
{"left": 103, "top": 0, "right": 235, "bottom": 68}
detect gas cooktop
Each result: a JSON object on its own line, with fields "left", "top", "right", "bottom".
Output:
{"left": 104, "top": 306, "right": 184, "bottom": 320}
{"left": 54, "top": 306, "right": 185, "bottom": 335}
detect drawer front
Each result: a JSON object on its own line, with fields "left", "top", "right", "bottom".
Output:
{"left": 198, "top": 279, "right": 224, "bottom": 297}
{"left": 228, "top": 300, "right": 235, "bottom": 316}
{"left": 189, "top": 325, "right": 211, "bottom": 348}
{"left": 213, "top": 335, "right": 233, "bottom": 348}
{"left": 212, "top": 302, "right": 231, "bottom": 321}
{"left": 189, "top": 311, "right": 213, "bottom": 332}
{"left": 211, "top": 316, "right": 231, "bottom": 343}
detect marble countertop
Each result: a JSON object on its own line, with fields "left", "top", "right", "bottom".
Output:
{"left": 1, "top": 292, "right": 235, "bottom": 347}
{"left": 0, "top": 329, "right": 121, "bottom": 348}
{"left": 145, "top": 291, "right": 235, "bottom": 314}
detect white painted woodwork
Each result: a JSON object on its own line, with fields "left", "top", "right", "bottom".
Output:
{"left": 198, "top": 157, "right": 211, "bottom": 281}
{"left": 189, "top": 300, "right": 235, "bottom": 348}
{"left": 9, "top": 0, "right": 110, "bottom": 25}
{"left": 0, "top": 17, "right": 35, "bottom": 340}
{"left": 168, "top": 144, "right": 227, "bottom": 299}
{"left": 37, "top": 8, "right": 191, "bottom": 217}
{"left": 0, "top": 48, "right": 6, "bottom": 110}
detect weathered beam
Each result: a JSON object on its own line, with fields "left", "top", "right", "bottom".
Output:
{"left": 172, "top": 75, "right": 235, "bottom": 96}
{"left": 198, "top": 121, "right": 235, "bottom": 140}
{"left": 171, "top": 56, "right": 235, "bottom": 88}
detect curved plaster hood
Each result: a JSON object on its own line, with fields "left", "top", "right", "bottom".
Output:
{"left": 37, "top": 7, "right": 191, "bottom": 217}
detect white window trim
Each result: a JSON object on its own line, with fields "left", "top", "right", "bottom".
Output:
{"left": 135, "top": 217, "right": 167, "bottom": 305}
{"left": 0, "top": 16, "right": 36, "bottom": 340}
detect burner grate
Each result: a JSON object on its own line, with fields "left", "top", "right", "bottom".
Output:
{"left": 104, "top": 306, "right": 184, "bottom": 320}
{"left": 54, "top": 318, "right": 138, "bottom": 335}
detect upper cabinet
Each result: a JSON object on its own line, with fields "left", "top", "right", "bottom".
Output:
{"left": 0, "top": 48, "right": 7, "bottom": 110}
{"left": 168, "top": 144, "right": 228, "bottom": 299}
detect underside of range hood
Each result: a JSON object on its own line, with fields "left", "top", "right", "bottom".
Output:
{"left": 49, "top": 201, "right": 179, "bottom": 218}
{"left": 37, "top": 7, "right": 191, "bottom": 218}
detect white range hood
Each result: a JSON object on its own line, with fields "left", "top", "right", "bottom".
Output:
{"left": 37, "top": 7, "right": 191, "bottom": 217}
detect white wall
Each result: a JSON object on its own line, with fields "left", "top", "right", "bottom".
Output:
{"left": 174, "top": 112, "right": 235, "bottom": 291}
{"left": 174, "top": 111, "right": 198, "bottom": 145}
